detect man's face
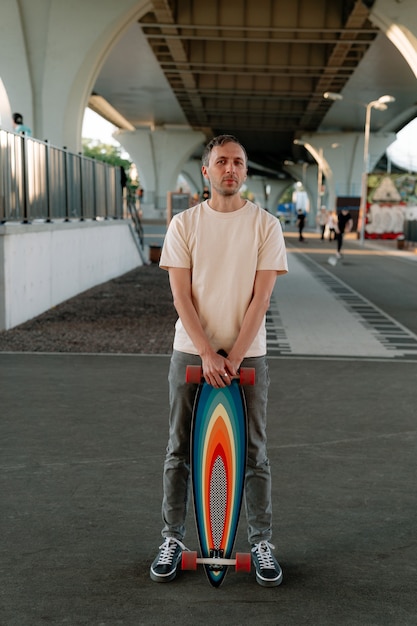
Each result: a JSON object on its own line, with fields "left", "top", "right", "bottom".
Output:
{"left": 202, "top": 142, "right": 247, "bottom": 197}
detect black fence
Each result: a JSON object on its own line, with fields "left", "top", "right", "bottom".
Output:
{"left": 0, "top": 129, "right": 123, "bottom": 223}
{"left": 404, "top": 219, "right": 417, "bottom": 243}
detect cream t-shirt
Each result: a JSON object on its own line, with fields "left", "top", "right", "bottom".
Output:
{"left": 160, "top": 201, "right": 288, "bottom": 357}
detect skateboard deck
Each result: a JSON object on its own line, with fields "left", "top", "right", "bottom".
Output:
{"left": 182, "top": 365, "right": 254, "bottom": 587}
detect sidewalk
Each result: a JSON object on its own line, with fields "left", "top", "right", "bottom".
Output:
{"left": 286, "top": 226, "right": 417, "bottom": 258}
{"left": 343, "top": 231, "right": 417, "bottom": 260}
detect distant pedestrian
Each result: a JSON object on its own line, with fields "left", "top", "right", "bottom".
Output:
{"left": 190, "top": 192, "right": 200, "bottom": 206}
{"left": 120, "top": 166, "right": 127, "bottom": 191}
{"left": 327, "top": 211, "right": 337, "bottom": 241}
{"left": 335, "top": 209, "right": 353, "bottom": 258}
{"left": 201, "top": 185, "right": 210, "bottom": 201}
{"left": 297, "top": 208, "right": 306, "bottom": 242}
{"left": 12, "top": 113, "right": 32, "bottom": 136}
{"left": 317, "top": 206, "right": 327, "bottom": 240}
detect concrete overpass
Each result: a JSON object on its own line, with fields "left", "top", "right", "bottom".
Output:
{"left": 1, "top": 0, "right": 417, "bottom": 218}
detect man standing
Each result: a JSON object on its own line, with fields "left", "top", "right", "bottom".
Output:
{"left": 150, "top": 135, "right": 288, "bottom": 587}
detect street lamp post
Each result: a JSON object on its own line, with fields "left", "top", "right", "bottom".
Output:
{"left": 323, "top": 92, "right": 395, "bottom": 246}
{"left": 359, "top": 95, "right": 395, "bottom": 245}
{"left": 316, "top": 147, "right": 323, "bottom": 215}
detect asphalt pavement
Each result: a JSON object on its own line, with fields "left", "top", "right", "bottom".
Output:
{"left": 1, "top": 227, "right": 416, "bottom": 625}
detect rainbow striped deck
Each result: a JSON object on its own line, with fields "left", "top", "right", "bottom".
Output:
{"left": 191, "top": 379, "right": 247, "bottom": 587}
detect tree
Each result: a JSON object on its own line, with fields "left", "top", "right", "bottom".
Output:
{"left": 82, "top": 139, "right": 132, "bottom": 173}
{"left": 279, "top": 184, "right": 295, "bottom": 205}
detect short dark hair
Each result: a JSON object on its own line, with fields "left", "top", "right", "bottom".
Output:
{"left": 202, "top": 134, "right": 248, "bottom": 167}
{"left": 13, "top": 113, "right": 23, "bottom": 125}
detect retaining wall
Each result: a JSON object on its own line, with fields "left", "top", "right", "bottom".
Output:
{"left": 0, "top": 220, "right": 142, "bottom": 330}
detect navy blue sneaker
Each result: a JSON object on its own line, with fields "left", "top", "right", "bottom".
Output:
{"left": 150, "top": 537, "right": 187, "bottom": 583}
{"left": 251, "top": 541, "right": 283, "bottom": 587}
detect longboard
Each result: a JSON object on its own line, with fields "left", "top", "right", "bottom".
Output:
{"left": 182, "top": 365, "right": 254, "bottom": 587}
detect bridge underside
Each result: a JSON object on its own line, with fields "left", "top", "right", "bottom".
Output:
{"left": 93, "top": 0, "right": 413, "bottom": 174}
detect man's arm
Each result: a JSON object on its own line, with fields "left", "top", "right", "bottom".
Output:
{"left": 168, "top": 267, "right": 278, "bottom": 388}
{"left": 227, "top": 269, "right": 277, "bottom": 372}
{"left": 168, "top": 267, "right": 230, "bottom": 388}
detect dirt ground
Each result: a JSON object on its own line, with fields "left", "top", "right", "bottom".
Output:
{"left": 0, "top": 264, "right": 177, "bottom": 354}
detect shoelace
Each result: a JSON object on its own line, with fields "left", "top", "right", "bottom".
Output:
{"left": 156, "top": 537, "right": 187, "bottom": 565}
{"left": 251, "top": 541, "right": 276, "bottom": 569}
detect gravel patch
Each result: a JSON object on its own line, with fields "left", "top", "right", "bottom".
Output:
{"left": 0, "top": 264, "right": 177, "bottom": 354}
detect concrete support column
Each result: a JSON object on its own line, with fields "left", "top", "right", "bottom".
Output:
{"left": 297, "top": 132, "right": 396, "bottom": 212}
{"left": 182, "top": 159, "right": 205, "bottom": 195}
{"left": 0, "top": 2, "right": 33, "bottom": 130}
{"left": 371, "top": 0, "right": 417, "bottom": 79}
{"left": 115, "top": 127, "right": 205, "bottom": 218}
{"left": 243, "top": 177, "right": 289, "bottom": 213}
{"left": 247, "top": 178, "right": 268, "bottom": 207}
{"left": 267, "top": 180, "right": 292, "bottom": 213}
{"left": 0, "top": 0, "right": 147, "bottom": 148}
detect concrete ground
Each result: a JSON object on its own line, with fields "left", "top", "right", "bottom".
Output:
{"left": 1, "top": 228, "right": 416, "bottom": 625}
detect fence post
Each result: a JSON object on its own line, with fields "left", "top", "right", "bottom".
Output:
{"left": 104, "top": 164, "right": 109, "bottom": 219}
{"left": 92, "top": 158, "right": 97, "bottom": 220}
{"left": 78, "top": 153, "right": 85, "bottom": 221}
{"left": 0, "top": 131, "right": 5, "bottom": 223}
{"left": 21, "top": 133, "right": 30, "bottom": 224}
{"left": 63, "top": 147, "right": 71, "bottom": 222}
{"left": 44, "top": 140, "right": 53, "bottom": 223}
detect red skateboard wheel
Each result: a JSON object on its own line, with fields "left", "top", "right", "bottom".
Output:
{"left": 239, "top": 367, "right": 255, "bottom": 386}
{"left": 182, "top": 550, "right": 198, "bottom": 570}
{"left": 235, "top": 552, "right": 251, "bottom": 572}
{"left": 185, "top": 365, "right": 203, "bottom": 384}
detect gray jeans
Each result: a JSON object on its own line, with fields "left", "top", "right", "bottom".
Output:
{"left": 161, "top": 350, "right": 273, "bottom": 545}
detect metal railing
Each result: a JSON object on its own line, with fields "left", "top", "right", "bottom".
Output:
{"left": 0, "top": 129, "right": 124, "bottom": 223}
{"left": 126, "top": 189, "right": 144, "bottom": 248}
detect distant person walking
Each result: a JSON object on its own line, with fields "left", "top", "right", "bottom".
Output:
{"left": 335, "top": 209, "right": 353, "bottom": 258}
{"left": 12, "top": 113, "right": 32, "bottom": 136}
{"left": 317, "top": 206, "right": 327, "bottom": 240}
{"left": 327, "top": 211, "right": 337, "bottom": 241}
{"left": 201, "top": 185, "right": 210, "bottom": 201}
{"left": 297, "top": 208, "right": 306, "bottom": 242}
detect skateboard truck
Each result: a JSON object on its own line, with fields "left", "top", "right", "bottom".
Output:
{"left": 209, "top": 549, "right": 224, "bottom": 571}
{"left": 182, "top": 551, "right": 251, "bottom": 573}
